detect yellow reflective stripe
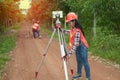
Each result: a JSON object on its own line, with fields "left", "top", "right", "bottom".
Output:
{"left": 69, "top": 42, "right": 72, "bottom": 46}
{"left": 70, "top": 33, "right": 72, "bottom": 38}
{"left": 69, "top": 32, "right": 73, "bottom": 47}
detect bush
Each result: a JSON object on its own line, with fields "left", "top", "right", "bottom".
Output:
{"left": 88, "top": 27, "right": 120, "bottom": 65}
{"left": 0, "top": 26, "right": 5, "bottom": 35}
{"left": 0, "top": 23, "right": 21, "bottom": 80}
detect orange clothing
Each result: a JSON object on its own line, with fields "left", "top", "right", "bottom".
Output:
{"left": 32, "top": 23, "right": 39, "bottom": 30}
{"left": 69, "top": 28, "right": 88, "bottom": 49}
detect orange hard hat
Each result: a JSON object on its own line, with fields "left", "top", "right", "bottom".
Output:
{"left": 66, "top": 12, "right": 78, "bottom": 22}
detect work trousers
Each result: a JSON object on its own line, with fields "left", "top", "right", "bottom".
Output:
{"left": 76, "top": 42, "right": 91, "bottom": 79}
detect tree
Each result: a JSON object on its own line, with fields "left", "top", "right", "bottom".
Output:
{"left": 0, "top": 0, "right": 23, "bottom": 33}
{"left": 0, "top": 0, "right": 22, "bottom": 25}
{"left": 58, "top": 0, "right": 120, "bottom": 35}
{"left": 27, "top": 0, "right": 59, "bottom": 25}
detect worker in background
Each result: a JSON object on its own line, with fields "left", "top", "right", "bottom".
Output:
{"left": 32, "top": 20, "right": 41, "bottom": 38}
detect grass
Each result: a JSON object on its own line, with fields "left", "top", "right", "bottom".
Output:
{"left": 0, "top": 34, "right": 16, "bottom": 80}
{"left": 87, "top": 27, "right": 120, "bottom": 65}
{"left": 41, "top": 25, "right": 59, "bottom": 38}
{"left": 0, "top": 23, "right": 21, "bottom": 80}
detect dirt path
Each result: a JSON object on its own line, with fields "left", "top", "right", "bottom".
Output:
{"left": 3, "top": 22, "right": 120, "bottom": 80}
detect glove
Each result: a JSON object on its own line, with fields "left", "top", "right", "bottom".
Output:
{"left": 68, "top": 53, "right": 72, "bottom": 59}
{"left": 63, "top": 54, "right": 67, "bottom": 60}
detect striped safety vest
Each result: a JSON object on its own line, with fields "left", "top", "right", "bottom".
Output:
{"left": 32, "top": 23, "right": 39, "bottom": 30}
{"left": 69, "top": 28, "right": 88, "bottom": 49}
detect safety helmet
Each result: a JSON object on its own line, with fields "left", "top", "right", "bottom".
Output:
{"left": 66, "top": 12, "right": 78, "bottom": 22}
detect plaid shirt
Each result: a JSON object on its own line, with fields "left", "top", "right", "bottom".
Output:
{"left": 63, "top": 29, "right": 81, "bottom": 54}
{"left": 69, "top": 31, "right": 80, "bottom": 54}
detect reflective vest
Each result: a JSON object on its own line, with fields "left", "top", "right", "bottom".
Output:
{"left": 69, "top": 28, "right": 88, "bottom": 49}
{"left": 32, "top": 23, "right": 39, "bottom": 30}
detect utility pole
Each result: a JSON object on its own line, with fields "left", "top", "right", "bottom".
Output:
{"left": 93, "top": 9, "right": 97, "bottom": 38}
{"left": 64, "top": 16, "right": 66, "bottom": 29}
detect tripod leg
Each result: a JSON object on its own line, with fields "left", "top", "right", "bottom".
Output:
{"left": 35, "top": 29, "right": 56, "bottom": 78}
{"left": 61, "top": 30, "right": 74, "bottom": 75}
{"left": 57, "top": 28, "right": 69, "bottom": 80}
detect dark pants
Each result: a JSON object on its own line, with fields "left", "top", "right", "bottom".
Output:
{"left": 32, "top": 29, "right": 40, "bottom": 38}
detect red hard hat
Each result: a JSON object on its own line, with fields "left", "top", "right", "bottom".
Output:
{"left": 66, "top": 12, "right": 78, "bottom": 22}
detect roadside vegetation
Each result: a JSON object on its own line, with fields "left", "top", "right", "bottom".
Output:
{"left": 0, "top": 23, "right": 21, "bottom": 80}
{"left": 87, "top": 27, "right": 120, "bottom": 65}
{"left": 0, "top": 0, "right": 23, "bottom": 79}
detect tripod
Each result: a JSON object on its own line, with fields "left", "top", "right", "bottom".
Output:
{"left": 35, "top": 21, "right": 71, "bottom": 80}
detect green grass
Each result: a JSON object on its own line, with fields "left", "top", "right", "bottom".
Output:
{"left": 41, "top": 25, "right": 59, "bottom": 38}
{"left": 0, "top": 23, "right": 21, "bottom": 80}
{"left": 87, "top": 27, "right": 120, "bottom": 65}
{"left": 0, "top": 35, "right": 16, "bottom": 53}
{"left": 0, "top": 34, "right": 16, "bottom": 80}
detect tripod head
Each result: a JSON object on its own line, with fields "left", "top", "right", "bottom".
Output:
{"left": 55, "top": 17, "right": 62, "bottom": 29}
{"left": 52, "top": 11, "right": 63, "bottom": 29}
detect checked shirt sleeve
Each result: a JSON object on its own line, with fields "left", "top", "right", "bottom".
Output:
{"left": 69, "top": 31, "right": 80, "bottom": 54}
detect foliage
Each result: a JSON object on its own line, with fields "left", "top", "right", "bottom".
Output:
{"left": 27, "top": 0, "right": 59, "bottom": 24}
{"left": 57, "top": 0, "right": 120, "bottom": 64}
{"left": 0, "top": 0, "right": 23, "bottom": 34}
{"left": 0, "top": 23, "right": 20, "bottom": 80}
{"left": 0, "top": 0, "right": 22, "bottom": 78}
{"left": 88, "top": 27, "right": 120, "bottom": 64}
{"left": 0, "top": 34, "right": 16, "bottom": 80}
{"left": 58, "top": 0, "right": 120, "bottom": 33}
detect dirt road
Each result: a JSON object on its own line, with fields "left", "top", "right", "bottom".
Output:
{"left": 3, "top": 22, "right": 120, "bottom": 80}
